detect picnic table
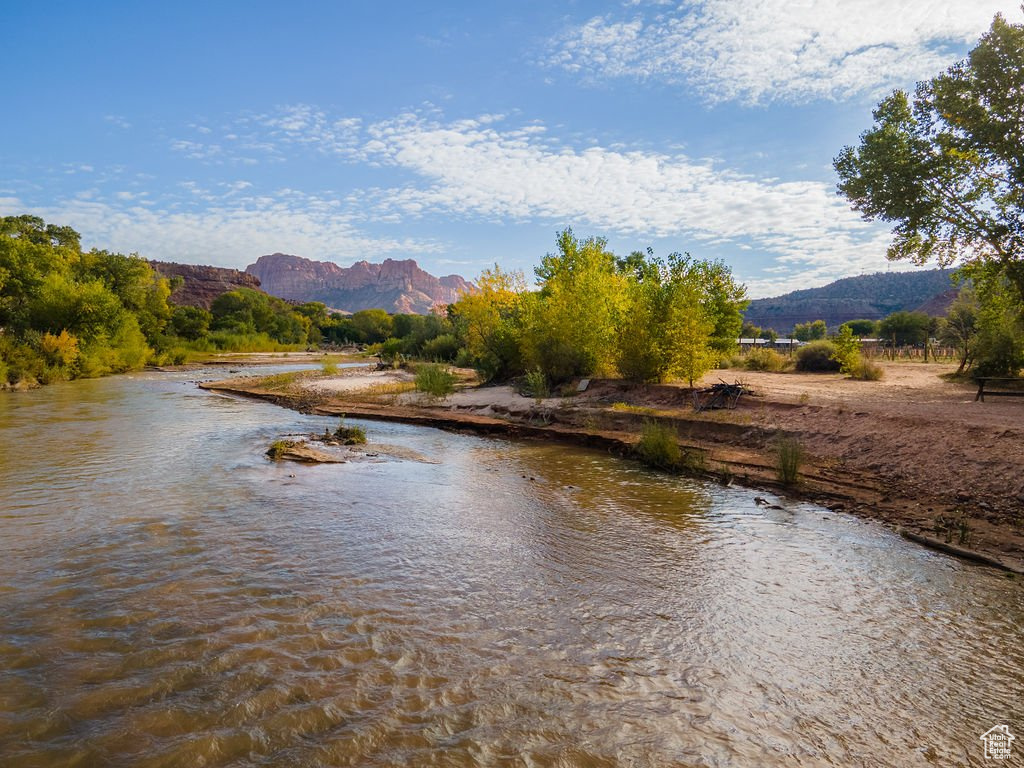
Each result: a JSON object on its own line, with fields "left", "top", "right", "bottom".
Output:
{"left": 974, "top": 377, "right": 1024, "bottom": 402}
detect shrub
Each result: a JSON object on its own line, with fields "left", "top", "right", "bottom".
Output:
{"left": 851, "top": 358, "right": 884, "bottom": 380}
{"left": 414, "top": 363, "right": 456, "bottom": 399}
{"left": 635, "top": 420, "right": 681, "bottom": 470}
{"left": 330, "top": 417, "right": 367, "bottom": 445}
{"left": 421, "top": 333, "right": 461, "bottom": 362}
{"left": 266, "top": 440, "right": 296, "bottom": 460}
{"left": 521, "top": 367, "right": 549, "bottom": 400}
{"left": 744, "top": 348, "right": 789, "bottom": 372}
{"left": 795, "top": 341, "right": 841, "bottom": 372}
{"left": 321, "top": 359, "right": 338, "bottom": 375}
{"left": 377, "top": 337, "right": 405, "bottom": 368}
{"left": 776, "top": 437, "right": 803, "bottom": 485}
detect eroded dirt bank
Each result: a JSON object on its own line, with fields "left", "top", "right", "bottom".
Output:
{"left": 201, "top": 362, "right": 1024, "bottom": 573}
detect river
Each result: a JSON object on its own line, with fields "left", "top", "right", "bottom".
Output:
{"left": 0, "top": 367, "right": 1021, "bottom": 767}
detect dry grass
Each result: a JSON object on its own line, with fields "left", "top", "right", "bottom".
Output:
{"left": 340, "top": 381, "right": 418, "bottom": 403}
{"left": 611, "top": 402, "right": 658, "bottom": 415}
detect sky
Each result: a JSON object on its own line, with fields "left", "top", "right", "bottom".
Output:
{"left": 2, "top": 0, "right": 1021, "bottom": 298}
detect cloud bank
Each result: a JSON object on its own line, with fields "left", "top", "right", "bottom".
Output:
{"left": 546, "top": 0, "right": 1022, "bottom": 104}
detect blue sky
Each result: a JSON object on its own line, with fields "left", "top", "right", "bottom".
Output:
{"left": 3, "top": 1, "right": 1020, "bottom": 298}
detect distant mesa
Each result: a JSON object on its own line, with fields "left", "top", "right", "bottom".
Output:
{"left": 245, "top": 253, "right": 475, "bottom": 314}
{"left": 151, "top": 261, "right": 263, "bottom": 309}
{"left": 744, "top": 269, "right": 958, "bottom": 332}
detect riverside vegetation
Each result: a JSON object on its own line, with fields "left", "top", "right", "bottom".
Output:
{"left": 0, "top": 215, "right": 337, "bottom": 388}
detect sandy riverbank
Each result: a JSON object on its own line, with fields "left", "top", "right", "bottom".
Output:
{"left": 201, "top": 361, "right": 1024, "bottom": 573}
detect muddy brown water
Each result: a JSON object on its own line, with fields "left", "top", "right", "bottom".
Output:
{"left": 1, "top": 368, "right": 1021, "bottom": 767}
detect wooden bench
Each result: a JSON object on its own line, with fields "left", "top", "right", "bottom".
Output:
{"left": 974, "top": 377, "right": 1024, "bottom": 401}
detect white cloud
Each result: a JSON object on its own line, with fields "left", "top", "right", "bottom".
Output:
{"left": 350, "top": 111, "right": 892, "bottom": 291}
{"left": 170, "top": 139, "right": 223, "bottom": 161}
{"left": 104, "top": 115, "right": 133, "bottom": 130}
{"left": 0, "top": 191, "right": 443, "bottom": 270}
{"left": 547, "top": 0, "right": 1022, "bottom": 103}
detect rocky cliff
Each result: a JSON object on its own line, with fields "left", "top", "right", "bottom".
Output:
{"left": 151, "top": 261, "right": 263, "bottom": 309}
{"left": 245, "top": 253, "right": 474, "bottom": 314}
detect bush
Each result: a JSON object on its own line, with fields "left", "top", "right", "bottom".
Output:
{"left": 421, "top": 334, "right": 460, "bottom": 362}
{"left": 743, "top": 348, "right": 789, "bottom": 372}
{"left": 635, "top": 420, "right": 681, "bottom": 470}
{"left": 776, "top": 437, "right": 803, "bottom": 485}
{"left": 795, "top": 341, "right": 841, "bottom": 372}
{"left": 851, "top": 358, "right": 884, "bottom": 380}
{"left": 266, "top": 439, "right": 296, "bottom": 460}
{"left": 332, "top": 418, "right": 366, "bottom": 444}
{"left": 414, "top": 363, "right": 456, "bottom": 399}
{"left": 521, "top": 367, "right": 549, "bottom": 400}
{"left": 321, "top": 359, "right": 338, "bottom": 375}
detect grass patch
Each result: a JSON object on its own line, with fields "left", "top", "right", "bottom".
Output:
{"left": 934, "top": 513, "right": 972, "bottom": 545}
{"left": 266, "top": 439, "right": 297, "bottom": 460}
{"left": 611, "top": 402, "right": 658, "bottom": 415}
{"left": 635, "top": 420, "right": 681, "bottom": 470}
{"left": 254, "top": 371, "right": 306, "bottom": 392}
{"left": 321, "top": 359, "right": 338, "bottom": 375}
{"left": 414, "top": 363, "right": 457, "bottom": 399}
{"left": 328, "top": 417, "right": 366, "bottom": 445}
{"left": 775, "top": 437, "right": 803, "bottom": 486}
{"left": 342, "top": 381, "right": 418, "bottom": 403}
{"left": 521, "top": 367, "right": 550, "bottom": 401}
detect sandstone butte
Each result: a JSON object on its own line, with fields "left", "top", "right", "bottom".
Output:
{"left": 245, "top": 252, "right": 475, "bottom": 314}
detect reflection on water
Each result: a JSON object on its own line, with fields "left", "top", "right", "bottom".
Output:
{"left": 0, "top": 369, "right": 1021, "bottom": 767}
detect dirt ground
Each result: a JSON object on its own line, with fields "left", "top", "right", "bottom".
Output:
{"left": 697, "top": 363, "right": 1024, "bottom": 513}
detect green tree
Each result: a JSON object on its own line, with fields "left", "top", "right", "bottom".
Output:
{"left": 169, "top": 305, "right": 213, "bottom": 341}
{"left": 830, "top": 325, "right": 862, "bottom": 375}
{"left": 349, "top": 308, "right": 393, "bottom": 345}
{"left": 878, "top": 311, "right": 931, "bottom": 346}
{"left": 843, "top": 319, "right": 878, "bottom": 337}
{"left": 937, "top": 289, "right": 978, "bottom": 374}
{"left": 967, "top": 265, "right": 1024, "bottom": 376}
{"left": 614, "top": 251, "right": 744, "bottom": 384}
{"left": 449, "top": 265, "right": 528, "bottom": 382}
{"left": 793, "top": 320, "right": 827, "bottom": 341}
{"left": 834, "top": 14, "right": 1024, "bottom": 295}
{"left": 740, "top": 321, "right": 762, "bottom": 338}
{"left": 527, "top": 229, "right": 624, "bottom": 381}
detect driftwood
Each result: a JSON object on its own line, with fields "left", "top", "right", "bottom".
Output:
{"left": 692, "top": 380, "right": 753, "bottom": 412}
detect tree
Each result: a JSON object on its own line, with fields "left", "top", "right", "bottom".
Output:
{"left": 843, "top": 319, "right": 878, "bottom": 337}
{"left": 527, "top": 229, "right": 624, "bottom": 381}
{"left": 878, "top": 310, "right": 931, "bottom": 346}
{"left": 967, "top": 264, "right": 1024, "bottom": 376}
{"left": 793, "top": 320, "right": 827, "bottom": 341}
{"left": 740, "top": 321, "right": 761, "bottom": 339}
{"left": 834, "top": 14, "right": 1024, "bottom": 295}
{"left": 830, "top": 325, "right": 862, "bottom": 375}
{"left": 937, "top": 288, "right": 978, "bottom": 374}
{"left": 348, "top": 308, "right": 393, "bottom": 345}
{"left": 449, "top": 265, "right": 528, "bottom": 382}
{"left": 614, "top": 251, "right": 744, "bottom": 384}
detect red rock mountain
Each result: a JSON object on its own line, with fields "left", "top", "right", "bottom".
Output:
{"left": 151, "top": 261, "right": 263, "bottom": 309}
{"left": 245, "top": 253, "right": 475, "bottom": 314}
